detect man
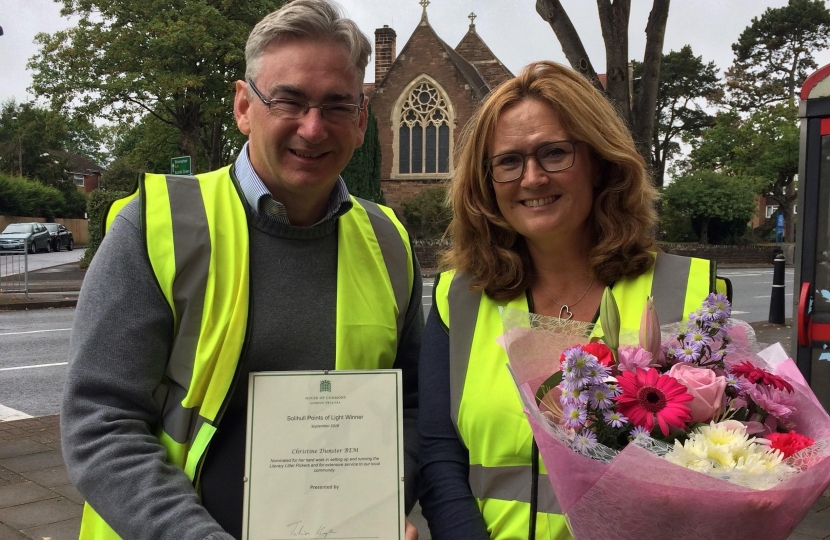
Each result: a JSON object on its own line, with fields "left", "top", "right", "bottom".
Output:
{"left": 61, "top": 1, "right": 422, "bottom": 538}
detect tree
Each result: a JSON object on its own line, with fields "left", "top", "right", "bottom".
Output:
{"left": 680, "top": 104, "right": 799, "bottom": 242}
{"left": 726, "top": 0, "right": 830, "bottom": 110}
{"left": 30, "top": 0, "right": 285, "bottom": 172}
{"left": 0, "top": 173, "right": 85, "bottom": 219}
{"left": 401, "top": 186, "right": 451, "bottom": 240}
{"left": 0, "top": 100, "right": 102, "bottom": 188}
{"left": 100, "top": 157, "right": 141, "bottom": 193}
{"left": 535, "top": 0, "right": 670, "bottom": 164}
{"left": 341, "top": 107, "right": 383, "bottom": 203}
{"left": 634, "top": 46, "right": 723, "bottom": 187}
{"left": 662, "top": 172, "right": 758, "bottom": 245}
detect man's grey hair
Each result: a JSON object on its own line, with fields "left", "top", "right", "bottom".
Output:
{"left": 245, "top": 0, "right": 372, "bottom": 86}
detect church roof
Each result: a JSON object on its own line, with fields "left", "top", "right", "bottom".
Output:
{"left": 434, "top": 34, "right": 490, "bottom": 100}
{"left": 455, "top": 24, "right": 513, "bottom": 89}
{"left": 373, "top": 11, "right": 492, "bottom": 100}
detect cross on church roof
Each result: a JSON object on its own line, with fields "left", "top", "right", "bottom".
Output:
{"left": 468, "top": 12, "right": 477, "bottom": 27}
{"left": 419, "top": 0, "right": 430, "bottom": 14}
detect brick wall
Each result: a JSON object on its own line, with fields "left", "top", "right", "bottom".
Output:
{"left": 413, "top": 239, "right": 449, "bottom": 271}
{"left": 369, "top": 21, "right": 482, "bottom": 212}
{"left": 374, "top": 26, "right": 397, "bottom": 85}
{"left": 660, "top": 244, "right": 784, "bottom": 266}
{"left": 382, "top": 178, "right": 445, "bottom": 216}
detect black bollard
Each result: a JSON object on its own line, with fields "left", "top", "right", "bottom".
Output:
{"left": 768, "top": 253, "right": 786, "bottom": 324}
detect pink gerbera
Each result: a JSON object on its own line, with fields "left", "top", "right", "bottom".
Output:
{"left": 616, "top": 368, "right": 693, "bottom": 436}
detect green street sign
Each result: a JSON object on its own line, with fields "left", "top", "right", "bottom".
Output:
{"left": 171, "top": 156, "right": 192, "bottom": 175}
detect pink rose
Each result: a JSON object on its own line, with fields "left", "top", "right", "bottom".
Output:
{"left": 667, "top": 363, "right": 727, "bottom": 424}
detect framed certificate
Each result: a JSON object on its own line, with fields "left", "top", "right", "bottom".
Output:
{"left": 241, "top": 370, "right": 404, "bottom": 540}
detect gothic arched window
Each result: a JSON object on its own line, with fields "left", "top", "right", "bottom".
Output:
{"left": 398, "top": 81, "right": 450, "bottom": 175}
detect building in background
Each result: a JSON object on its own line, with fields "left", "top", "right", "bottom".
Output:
{"left": 48, "top": 150, "right": 104, "bottom": 193}
{"left": 366, "top": 4, "right": 512, "bottom": 212}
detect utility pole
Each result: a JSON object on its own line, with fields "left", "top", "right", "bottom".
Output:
{"left": 11, "top": 115, "right": 22, "bottom": 177}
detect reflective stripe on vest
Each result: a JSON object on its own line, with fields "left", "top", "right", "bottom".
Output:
{"left": 433, "top": 253, "right": 714, "bottom": 539}
{"left": 81, "top": 167, "right": 412, "bottom": 539}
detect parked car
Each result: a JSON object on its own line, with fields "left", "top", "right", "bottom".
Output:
{"left": 0, "top": 222, "right": 52, "bottom": 254}
{"left": 43, "top": 223, "right": 74, "bottom": 251}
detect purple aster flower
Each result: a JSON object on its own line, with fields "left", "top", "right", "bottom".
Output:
{"left": 605, "top": 382, "right": 622, "bottom": 398}
{"left": 563, "top": 403, "right": 588, "bottom": 429}
{"left": 685, "top": 330, "right": 712, "bottom": 348}
{"left": 559, "top": 376, "right": 585, "bottom": 393}
{"left": 559, "top": 386, "right": 590, "bottom": 405}
{"left": 629, "top": 425, "right": 652, "bottom": 442}
{"left": 677, "top": 341, "right": 702, "bottom": 363}
{"left": 572, "top": 429, "right": 598, "bottom": 455}
{"left": 705, "top": 293, "right": 732, "bottom": 319}
{"left": 588, "top": 384, "right": 615, "bottom": 410}
{"left": 603, "top": 410, "right": 628, "bottom": 428}
{"left": 686, "top": 310, "right": 702, "bottom": 325}
{"left": 561, "top": 346, "right": 600, "bottom": 386}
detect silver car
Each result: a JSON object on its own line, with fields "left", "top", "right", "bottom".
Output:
{"left": 0, "top": 222, "right": 53, "bottom": 254}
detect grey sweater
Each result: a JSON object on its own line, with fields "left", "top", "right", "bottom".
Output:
{"left": 62, "top": 198, "right": 423, "bottom": 540}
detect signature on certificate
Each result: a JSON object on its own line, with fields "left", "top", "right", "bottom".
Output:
{"left": 286, "top": 520, "right": 338, "bottom": 538}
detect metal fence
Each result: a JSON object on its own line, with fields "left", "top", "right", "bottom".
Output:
{"left": 0, "top": 248, "right": 28, "bottom": 298}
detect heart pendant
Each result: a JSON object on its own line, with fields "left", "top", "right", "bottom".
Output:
{"left": 558, "top": 305, "right": 574, "bottom": 320}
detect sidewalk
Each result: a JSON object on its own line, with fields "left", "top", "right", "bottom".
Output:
{"left": 0, "top": 263, "right": 84, "bottom": 311}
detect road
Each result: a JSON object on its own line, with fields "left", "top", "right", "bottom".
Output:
{"left": 1, "top": 266, "right": 793, "bottom": 421}
{"left": 0, "top": 308, "right": 73, "bottom": 420}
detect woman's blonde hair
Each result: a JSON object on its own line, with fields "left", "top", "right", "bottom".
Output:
{"left": 442, "top": 61, "right": 658, "bottom": 300}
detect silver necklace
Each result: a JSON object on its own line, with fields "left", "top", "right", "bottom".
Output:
{"left": 537, "top": 277, "right": 595, "bottom": 320}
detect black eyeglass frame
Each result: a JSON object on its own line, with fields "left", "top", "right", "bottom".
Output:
{"left": 485, "top": 140, "right": 581, "bottom": 183}
{"left": 247, "top": 78, "right": 365, "bottom": 122}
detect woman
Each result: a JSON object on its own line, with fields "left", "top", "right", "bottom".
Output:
{"left": 418, "top": 61, "right": 724, "bottom": 539}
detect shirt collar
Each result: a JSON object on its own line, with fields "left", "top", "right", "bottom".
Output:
{"left": 234, "top": 141, "right": 352, "bottom": 225}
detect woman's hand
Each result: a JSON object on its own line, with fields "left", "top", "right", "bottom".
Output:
{"left": 405, "top": 518, "right": 419, "bottom": 540}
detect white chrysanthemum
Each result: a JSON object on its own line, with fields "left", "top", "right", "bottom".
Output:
{"left": 665, "top": 422, "right": 793, "bottom": 488}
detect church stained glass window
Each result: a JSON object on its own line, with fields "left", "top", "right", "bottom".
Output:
{"left": 398, "top": 82, "right": 450, "bottom": 175}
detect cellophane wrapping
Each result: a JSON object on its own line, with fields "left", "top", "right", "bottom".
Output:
{"left": 500, "top": 307, "right": 830, "bottom": 540}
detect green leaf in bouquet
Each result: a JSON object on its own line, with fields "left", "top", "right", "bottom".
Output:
{"left": 599, "top": 287, "right": 620, "bottom": 361}
{"left": 536, "top": 371, "right": 563, "bottom": 404}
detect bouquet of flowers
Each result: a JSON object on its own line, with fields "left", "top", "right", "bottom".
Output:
{"left": 502, "top": 290, "right": 830, "bottom": 540}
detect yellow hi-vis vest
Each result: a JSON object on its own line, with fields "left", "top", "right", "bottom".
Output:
{"left": 81, "top": 166, "right": 414, "bottom": 539}
{"left": 433, "top": 253, "right": 717, "bottom": 540}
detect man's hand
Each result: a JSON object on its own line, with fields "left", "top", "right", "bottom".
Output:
{"left": 405, "top": 518, "right": 419, "bottom": 540}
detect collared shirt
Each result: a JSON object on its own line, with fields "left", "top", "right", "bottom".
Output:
{"left": 234, "top": 141, "right": 351, "bottom": 225}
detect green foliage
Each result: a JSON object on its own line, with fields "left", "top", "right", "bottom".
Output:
{"left": 0, "top": 100, "right": 103, "bottom": 184}
{"left": 659, "top": 205, "right": 697, "bottom": 243}
{"left": 0, "top": 173, "right": 70, "bottom": 219}
{"left": 678, "top": 104, "right": 799, "bottom": 241}
{"left": 80, "top": 188, "right": 129, "bottom": 269}
{"left": 100, "top": 157, "right": 141, "bottom": 193}
{"left": 30, "top": 0, "right": 286, "bottom": 171}
{"left": 341, "top": 107, "right": 383, "bottom": 203}
{"left": 634, "top": 46, "right": 723, "bottom": 187}
{"left": 662, "top": 172, "right": 758, "bottom": 244}
{"left": 401, "top": 185, "right": 451, "bottom": 240}
{"left": 726, "top": 0, "right": 830, "bottom": 110}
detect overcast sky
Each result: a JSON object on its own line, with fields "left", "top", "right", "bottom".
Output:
{"left": 1, "top": 0, "right": 829, "bottom": 106}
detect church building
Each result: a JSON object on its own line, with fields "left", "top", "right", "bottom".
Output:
{"left": 365, "top": 1, "right": 513, "bottom": 212}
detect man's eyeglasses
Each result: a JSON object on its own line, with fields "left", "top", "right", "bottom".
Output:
{"left": 247, "top": 79, "right": 364, "bottom": 123}
{"left": 486, "top": 140, "right": 580, "bottom": 183}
